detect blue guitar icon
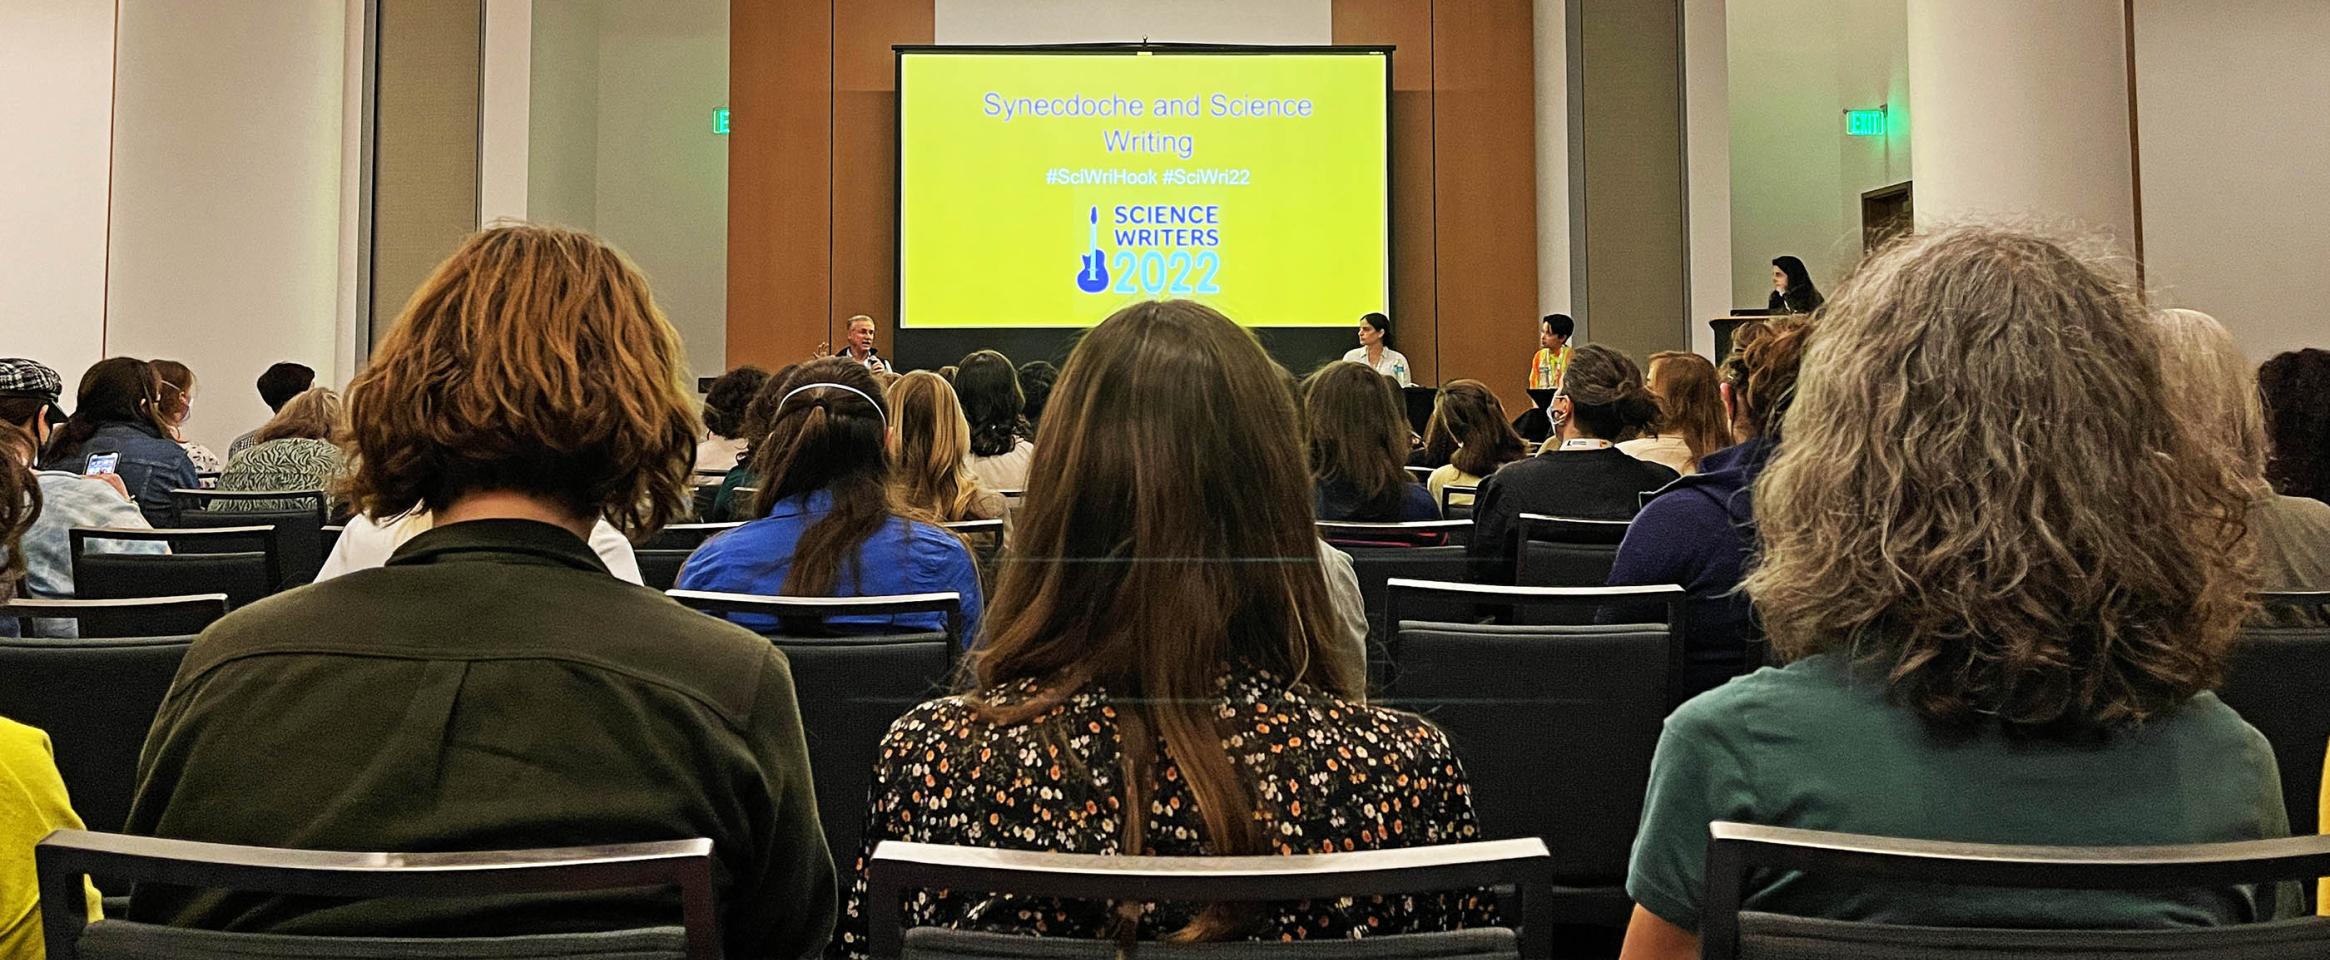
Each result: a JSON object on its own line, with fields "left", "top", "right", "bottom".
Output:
{"left": 1074, "top": 207, "right": 1110, "bottom": 294}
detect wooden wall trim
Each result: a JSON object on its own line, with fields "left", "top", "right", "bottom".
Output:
{"left": 727, "top": 0, "right": 834, "bottom": 369}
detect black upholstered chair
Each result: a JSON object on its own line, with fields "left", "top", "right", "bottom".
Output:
{"left": 1700, "top": 823, "right": 2330, "bottom": 959}
{"left": 0, "top": 634, "right": 195, "bottom": 833}
{"left": 1513, "top": 514, "right": 1630, "bottom": 589}
{"left": 37, "top": 831, "right": 719, "bottom": 960}
{"left": 169, "top": 488, "right": 328, "bottom": 586}
{"left": 1381, "top": 579, "right": 1685, "bottom": 932}
{"left": 867, "top": 838, "right": 1556, "bottom": 959}
{"left": 1, "top": 594, "right": 225, "bottom": 640}
{"left": 2217, "top": 590, "right": 2330, "bottom": 903}
{"left": 70, "top": 526, "right": 282, "bottom": 611}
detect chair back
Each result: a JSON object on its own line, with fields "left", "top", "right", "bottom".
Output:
{"left": 2218, "top": 592, "right": 2330, "bottom": 901}
{"left": 1316, "top": 521, "right": 1475, "bottom": 676}
{"left": 637, "top": 550, "right": 691, "bottom": 591}
{"left": 1, "top": 594, "right": 226, "bottom": 639}
{"left": 170, "top": 489, "right": 328, "bottom": 585}
{"left": 666, "top": 590, "right": 959, "bottom": 883}
{"left": 71, "top": 527, "right": 283, "bottom": 610}
{"left": 1404, "top": 465, "right": 1435, "bottom": 483}
{"left": 1381, "top": 580, "right": 1683, "bottom": 927}
{"left": 640, "top": 522, "right": 744, "bottom": 553}
{"left": 1440, "top": 484, "right": 1478, "bottom": 522}
{"left": 943, "top": 519, "right": 1006, "bottom": 584}
{"left": 1701, "top": 823, "right": 2330, "bottom": 960}
{"left": 36, "top": 831, "right": 719, "bottom": 960}
{"left": 0, "top": 635, "right": 194, "bottom": 833}
{"left": 1513, "top": 514, "right": 1630, "bottom": 591}
{"left": 867, "top": 838, "right": 1554, "bottom": 960}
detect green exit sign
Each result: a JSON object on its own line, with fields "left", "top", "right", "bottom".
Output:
{"left": 1845, "top": 108, "right": 1886, "bottom": 137}
{"left": 712, "top": 107, "right": 730, "bottom": 135}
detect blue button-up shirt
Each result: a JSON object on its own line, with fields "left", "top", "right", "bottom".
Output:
{"left": 676, "top": 489, "right": 984, "bottom": 646}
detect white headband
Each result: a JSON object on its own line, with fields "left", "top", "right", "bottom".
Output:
{"left": 777, "top": 382, "right": 886, "bottom": 424}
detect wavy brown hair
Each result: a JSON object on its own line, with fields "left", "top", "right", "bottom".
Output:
{"left": 1745, "top": 225, "right": 2253, "bottom": 735}
{"left": 343, "top": 223, "right": 700, "bottom": 537}
{"left": 1722, "top": 315, "right": 1813, "bottom": 442}
{"left": 886, "top": 371, "right": 992, "bottom": 522}
{"left": 1424, "top": 380, "right": 1525, "bottom": 477}
{"left": 973, "top": 300, "right": 1354, "bottom": 943}
{"left": 1556, "top": 344, "right": 1659, "bottom": 441}
{"left": 150, "top": 359, "right": 196, "bottom": 429}
{"left": 1644, "top": 351, "right": 1728, "bottom": 467}
{"left": 1302, "top": 361, "right": 1412, "bottom": 517}
{"left": 44, "top": 358, "right": 172, "bottom": 466}
{"left": 253, "top": 387, "right": 343, "bottom": 445}
{"left": 0, "top": 424, "right": 42, "bottom": 604}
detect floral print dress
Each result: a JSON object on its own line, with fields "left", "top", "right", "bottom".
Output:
{"left": 832, "top": 669, "right": 1497, "bottom": 957}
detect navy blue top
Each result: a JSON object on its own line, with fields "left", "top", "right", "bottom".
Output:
{"left": 1605, "top": 438, "right": 1772, "bottom": 699}
{"left": 675, "top": 489, "right": 984, "bottom": 646}
{"left": 45, "top": 421, "right": 198, "bottom": 527}
{"left": 1315, "top": 478, "right": 1440, "bottom": 523}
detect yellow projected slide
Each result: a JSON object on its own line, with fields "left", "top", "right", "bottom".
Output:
{"left": 898, "top": 50, "right": 1389, "bottom": 328}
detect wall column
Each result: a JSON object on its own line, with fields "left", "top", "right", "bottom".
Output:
{"left": 1907, "top": 0, "right": 2136, "bottom": 250}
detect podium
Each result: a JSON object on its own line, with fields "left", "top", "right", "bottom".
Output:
{"left": 1710, "top": 311, "right": 1773, "bottom": 363}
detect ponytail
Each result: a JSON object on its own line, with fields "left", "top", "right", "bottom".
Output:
{"left": 746, "top": 359, "right": 900, "bottom": 601}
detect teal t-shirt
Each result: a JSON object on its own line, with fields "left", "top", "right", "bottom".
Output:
{"left": 1627, "top": 655, "right": 2298, "bottom": 933}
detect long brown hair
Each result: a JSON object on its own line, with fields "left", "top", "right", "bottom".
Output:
{"left": 150, "top": 359, "right": 196, "bottom": 428}
{"left": 43, "top": 358, "right": 172, "bottom": 466}
{"left": 748, "top": 359, "right": 915, "bottom": 596}
{"left": 1644, "top": 352, "right": 1729, "bottom": 467}
{"left": 1302, "top": 361, "right": 1411, "bottom": 517}
{"left": 1745, "top": 225, "right": 2252, "bottom": 735}
{"left": 1427, "top": 380, "right": 1525, "bottom": 477}
{"left": 886, "top": 371, "right": 989, "bottom": 522}
{"left": 0, "top": 424, "right": 42, "bottom": 605}
{"left": 973, "top": 300, "right": 1354, "bottom": 942}
{"left": 343, "top": 223, "right": 700, "bottom": 537}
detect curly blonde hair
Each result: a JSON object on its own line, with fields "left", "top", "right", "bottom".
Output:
{"left": 1744, "top": 225, "right": 2254, "bottom": 734}
{"left": 343, "top": 224, "right": 700, "bottom": 536}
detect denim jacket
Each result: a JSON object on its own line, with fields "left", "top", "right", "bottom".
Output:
{"left": 46, "top": 421, "right": 197, "bottom": 527}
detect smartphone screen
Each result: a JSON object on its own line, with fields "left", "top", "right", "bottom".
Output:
{"left": 84, "top": 452, "right": 120, "bottom": 476}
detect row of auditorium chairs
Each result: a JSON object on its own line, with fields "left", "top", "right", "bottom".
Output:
{"left": 6, "top": 587, "right": 2324, "bottom": 940}
{"left": 28, "top": 822, "right": 2330, "bottom": 958}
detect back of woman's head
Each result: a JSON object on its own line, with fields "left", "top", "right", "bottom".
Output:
{"left": 1430, "top": 380, "right": 1525, "bottom": 477}
{"left": 150, "top": 359, "right": 195, "bottom": 426}
{"left": 700, "top": 365, "right": 771, "bottom": 439}
{"left": 977, "top": 302, "right": 1352, "bottom": 930}
{"left": 1646, "top": 352, "right": 1729, "bottom": 464}
{"left": 1725, "top": 316, "right": 1813, "bottom": 441}
{"left": 1559, "top": 345, "right": 1659, "bottom": 441}
{"left": 343, "top": 223, "right": 699, "bottom": 537}
{"left": 1745, "top": 225, "right": 2251, "bottom": 735}
{"left": 2151, "top": 309, "right": 2269, "bottom": 500}
{"left": 749, "top": 358, "right": 904, "bottom": 596}
{"left": 0, "top": 425, "right": 42, "bottom": 604}
{"left": 1016, "top": 360, "right": 1059, "bottom": 434}
{"left": 254, "top": 387, "right": 344, "bottom": 445}
{"left": 955, "top": 350, "right": 1024, "bottom": 457}
{"left": 2259, "top": 347, "right": 2330, "bottom": 503}
{"left": 1302, "top": 361, "right": 1411, "bottom": 514}
{"left": 46, "top": 357, "right": 166, "bottom": 463}
{"left": 886, "top": 370, "right": 979, "bottom": 519}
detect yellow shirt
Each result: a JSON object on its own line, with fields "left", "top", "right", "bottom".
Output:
{"left": 1529, "top": 345, "right": 1570, "bottom": 390}
{"left": 0, "top": 718, "right": 101, "bottom": 956}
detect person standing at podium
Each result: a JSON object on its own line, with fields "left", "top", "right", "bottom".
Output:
{"left": 1342, "top": 312, "right": 1412, "bottom": 387}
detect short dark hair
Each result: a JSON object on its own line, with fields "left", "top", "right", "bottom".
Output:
{"left": 1016, "top": 360, "right": 1059, "bottom": 432}
{"left": 700, "top": 365, "right": 771, "bottom": 439}
{"left": 1359, "top": 312, "right": 1390, "bottom": 337}
{"left": 257, "top": 362, "right": 316, "bottom": 411}
{"left": 2260, "top": 348, "right": 2330, "bottom": 503}
{"left": 1541, "top": 314, "right": 1574, "bottom": 339}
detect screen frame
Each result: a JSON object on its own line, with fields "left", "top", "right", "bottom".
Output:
{"left": 890, "top": 42, "right": 1396, "bottom": 338}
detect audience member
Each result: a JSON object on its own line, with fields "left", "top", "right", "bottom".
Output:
{"left": 1304, "top": 361, "right": 1438, "bottom": 522}
{"left": 1470, "top": 345, "right": 1674, "bottom": 580}
{"left": 1421, "top": 379, "right": 1526, "bottom": 508}
{"left": 2153, "top": 310, "right": 2330, "bottom": 623}
{"left": 886, "top": 370, "right": 1005, "bottom": 522}
{"left": 1016, "top": 359, "right": 1058, "bottom": 438}
{"left": 678, "top": 358, "right": 984, "bottom": 644}
{"left": 695, "top": 365, "right": 769, "bottom": 472}
{"left": 2259, "top": 347, "right": 2329, "bottom": 506}
{"left": 40, "top": 357, "right": 198, "bottom": 526}
{"left": 1605, "top": 318, "right": 1810, "bottom": 698}
{"left": 229, "top": 361, "right": 316, "bottom": 459}
{"left": 125, "top": 223, "right": 835, "bottom": 958}
{"left": 1341, "top": 311, "right": 1413, "bottom": 387}
{"left": 708, "top": 362, "right": 799, "bottom": 523}
{"left": 150, "top": 359, "right": 222, "bottom": 473}
{"left": 1619, "top": 351, "right": 1727, "bottom": 474}
{"left": 1, "top": 359, "right": 164, "bottom": 637}
{"left": 1618, "top": 227, "right": 2295, "bottom": 960}
{"left": 1768, "top": 254, "right": 1824, "bottom": 314}
{"left": 217, "top": 386, "right": 346, "bottom": 511}
{"left": 832, "top": 300, "right": 1494, "bottom": 956}
{"left": 957, "top": 349, "right": 1034, "bottom": 491}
